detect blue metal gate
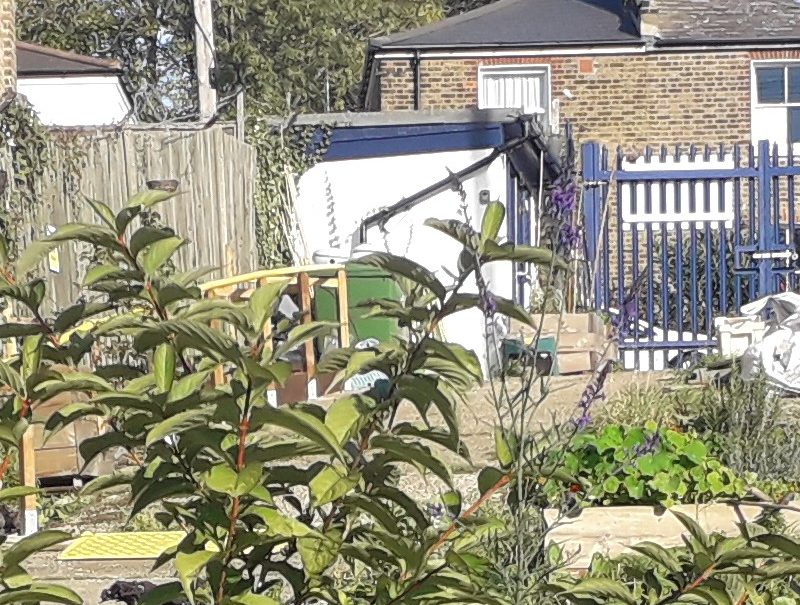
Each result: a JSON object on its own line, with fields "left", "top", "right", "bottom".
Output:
{"left": 582, "top": 140, "right": 800, "bottom": 370}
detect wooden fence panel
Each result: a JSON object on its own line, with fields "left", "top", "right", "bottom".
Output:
{"left": 13, "top": 125, "right": 257, "bottom": 310}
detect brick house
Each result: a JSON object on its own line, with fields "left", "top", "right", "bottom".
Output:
{"left": 362, "top": 0, "right": 800, "bottom": 372}
{"left": 362, "top": 0, "right": 800, "bottom": 153}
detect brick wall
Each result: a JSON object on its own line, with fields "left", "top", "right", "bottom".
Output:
{"left": 378, "top": 50, "right": 758, "bottom": 150}
{"left": 381, "top": 60, "right": 415, "bottom": 110}
{"left": 0, "top": 0, "right": 15, "bottom": 92}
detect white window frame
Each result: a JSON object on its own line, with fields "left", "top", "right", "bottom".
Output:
{"left": 752, "top": 61, "right": 800, "bottom": 108}
{"left": 477, "top": 64, "right": 551, "bottom": 123}
{"left": 751, "top": 60, "right": 800, "bottom": 152}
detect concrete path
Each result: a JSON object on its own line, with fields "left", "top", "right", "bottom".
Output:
{"left": 25, "top": 550, "right": 171, "bottom": 604}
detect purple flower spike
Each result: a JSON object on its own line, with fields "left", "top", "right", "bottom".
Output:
{"left": 559, "top": 224, "right": 582, "bottom": 250}
{"left": 576, "top": 360, "right": 612, "bottom": 418}
{"left": 574, "top": 412, "right": 592, "bottom": 431}
{"left": 551, "top": 183, "right": 578, "bottom": 215}
{"left": 482, "top": 291, "right": 498, "bottom": 316}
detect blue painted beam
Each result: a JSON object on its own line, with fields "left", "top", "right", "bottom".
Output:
{"left": 321, "top": 122, "right": 506, "bottom": 161}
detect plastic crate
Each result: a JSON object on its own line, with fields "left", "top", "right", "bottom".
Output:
{"left": 714, "top": 316, "right": 767, "bottom": 358}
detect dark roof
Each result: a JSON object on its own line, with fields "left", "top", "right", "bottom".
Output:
{"left": 16, "top": 42, "right": 122, "bottom": 77}
{"left": 643, "top": 0, "right": 800, "bottom": 43}
{"left": 372, "top": 0, "right": 641, "bottom": 49}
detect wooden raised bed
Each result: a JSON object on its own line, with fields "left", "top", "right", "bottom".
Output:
{"left": 546, "top": 504, "right": 800, "bottom": 569}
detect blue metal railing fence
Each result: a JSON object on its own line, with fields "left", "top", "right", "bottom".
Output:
{"left": 583, "top": 140, "right": 800, "bottom": 369}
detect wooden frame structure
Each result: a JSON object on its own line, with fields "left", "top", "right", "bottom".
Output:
{"left": 200, "top": 263, "right": 350, "bottom": 402}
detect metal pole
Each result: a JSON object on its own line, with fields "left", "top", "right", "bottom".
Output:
{"left": 412, "top": 51, "right": 422, "bottom": 110}
{"left": 193, "top": 0, "right": 217, "bottom": 121}
{"left": 236, "top": 90, "right": 245, "bottom": 142}
{"left": 758, "top": 140, "right": 773, "bottom": 296}
{"left": 325, "top": 70, "right": 331, "bottom": 113}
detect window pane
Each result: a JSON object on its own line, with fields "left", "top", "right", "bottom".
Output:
{"left": 789, "top": 108, "right": 800, "bottom": 142}
{"left": 789, "top": 67, "right": 800, "bottom": 102}
{"left": 480, "top": 70, "right": 546, "bottom": 113}
{"left": 757, "top": 67, "right": 785, "bottom": 103}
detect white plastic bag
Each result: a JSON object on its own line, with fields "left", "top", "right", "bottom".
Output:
{"left": 741, "top": 292, "right": 800, "bottom": 392}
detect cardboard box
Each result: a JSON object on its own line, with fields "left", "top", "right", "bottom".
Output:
{"left": 532, "top": 312, "right": 607, "bottom": 336}
{"left": 515, "top": 331, "right": 608, "bottom": 351}
{"left": 511, "top": 313, "right": 608, "bottom": 339}
{"left": 558, "top": 351, "right": 600, "bottom": 375}
{"left": 508, "top": 312, "right": 615, "bottom": 374}
{"left": 510, "top": 316, "right": 610, "bottom": 345}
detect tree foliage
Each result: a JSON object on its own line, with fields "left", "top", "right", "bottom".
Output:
{"left": 17, "top": 0, "right": 498, "bottom": 120}
{"left": 17, "top": 0, "right": 197, "bottom": 121}
{"left": 214, "top": 0, "right": 443, "bottom": 114}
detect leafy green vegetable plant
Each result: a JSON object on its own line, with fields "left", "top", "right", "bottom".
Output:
{"left": 548, "top": 423, "right": 747, "bottom": 507}
{"left": 0, "top": 192, "right": 559, "bottom": 604}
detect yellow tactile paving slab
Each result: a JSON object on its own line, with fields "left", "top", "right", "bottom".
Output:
{"left": 59, "top": 531, "right": 185, "bottom": 560}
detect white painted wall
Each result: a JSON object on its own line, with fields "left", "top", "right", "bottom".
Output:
{"left": 293, "top": 148, "right": 517, "bottom": 376}
{"left": 18, "top": 75, "right": 132, "bottom": 127}
{"left": 751, "top": 105, "right": 787, "bottom": 151}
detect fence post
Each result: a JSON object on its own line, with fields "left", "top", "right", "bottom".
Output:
{"left": 582, "top": 142, "right": 604, "bottom": 307}
{"left": 19, "top": 429, "right": 38, "bottom": 535}
{"left": 757, "top": 140, "right": 774, "bottom": 296}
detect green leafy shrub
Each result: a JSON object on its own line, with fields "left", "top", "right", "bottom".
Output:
{"left": 548, "top": 511, "right": 800, "bottom": 604}
{"left": 0, "top": 506, "right": 77, "bottom": 605}
{"left": 0, "top": 192, "right": 562, "bottom": 604}
{"left": 0, "top": 237, "right": 81, "bottom": 603}
{"left": 547, "top": 424, "right": 747, "bottom": 507}
{"left": 682, "top": 367, "right": 800, "bottom": 485}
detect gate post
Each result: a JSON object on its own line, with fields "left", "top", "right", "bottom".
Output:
{"left": 757, "top": 140, "right": 774, "bottom": 296}
{"left": 582, "top": 142, "right": 604, "bottom": 307}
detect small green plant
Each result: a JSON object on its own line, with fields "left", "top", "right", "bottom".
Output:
{"left": 758, "top": 480, "right": 800, "bottom": 505}
{"left": 547, "top": 423, "right": 747, "bottom": 507}
{"left": 595, "top": 382, "right": 680, "bottom": 428}
{"left": 684, "top": 367, "right": 800, "bottom": 484}
{"left": 547, "top": 511, "right": 800, "bottom": 604}
{"left": 128, "top": 509, "right": 171, "bottom": 533}
{"left": 38, "top": 493, "right": 83, "bottom": 527}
